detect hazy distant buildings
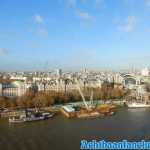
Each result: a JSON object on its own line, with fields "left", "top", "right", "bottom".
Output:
{"left": 1, "top": 67, "right": 150, "bottom": 98}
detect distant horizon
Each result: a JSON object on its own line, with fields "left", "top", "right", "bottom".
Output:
{"left": 0, "top": 66, "right": 149, "bottom": 73}
{"left": 1, "top": 0, "right": 150, "bottom": 70}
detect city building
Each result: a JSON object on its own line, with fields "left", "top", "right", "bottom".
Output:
{"left": 141, "top": 68, "right": 149, "bottom": 76}
{"left": 0, "top": 83, "right": 2, "bottom": 96}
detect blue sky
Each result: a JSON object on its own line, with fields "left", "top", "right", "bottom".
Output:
{"left": 1, "top": 0, "right": 150, "bottom": 71}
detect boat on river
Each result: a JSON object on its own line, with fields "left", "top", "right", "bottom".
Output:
{"left": 127, "top": 102, "right": 150, "bottom": 108}
{"left": 9, "top": 112, "right": 54, "bottom": 123}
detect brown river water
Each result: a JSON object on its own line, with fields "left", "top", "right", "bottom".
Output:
{"left": 0, "top": 108, "right": 150, "bottom": 150}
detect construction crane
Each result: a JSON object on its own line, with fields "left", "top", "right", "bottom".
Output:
{"left": 75, "top": 79, "right": 89, "bottom": 110}
{"left": 90, "top": 90, "right": 94, "bottom": 107}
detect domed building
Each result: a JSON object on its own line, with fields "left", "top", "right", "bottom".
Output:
{"left": 2, "top": 80, "right": 27, "bottom": 97}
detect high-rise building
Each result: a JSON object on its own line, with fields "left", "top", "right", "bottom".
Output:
{"left": 56, "top": 69, "right": 62, "bottom": 78}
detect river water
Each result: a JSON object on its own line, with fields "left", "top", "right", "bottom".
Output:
{"left": 0, "top": 108, "right": 150, "bottom": 150}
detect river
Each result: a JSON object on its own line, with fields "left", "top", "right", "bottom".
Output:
{"left": 0, "top": 108, "right": 150, "bottom": 150}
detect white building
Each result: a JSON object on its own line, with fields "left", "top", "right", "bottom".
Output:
{"left": 136, "top": 85, "right": 146, "bottom": 96}
{"left": 33, "top": 77, "right": 51, "bottom": 82}
{"left": 10, "top": 75, "right": 27, "bottom": 81}
{"left": 141, "top": 68, "right": 149, "bottom": 76}
{"left": 114, "top": 74, "right": 124, "bottom": 84}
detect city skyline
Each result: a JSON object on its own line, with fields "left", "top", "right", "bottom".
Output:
{"left": 1, "top": 0, "right": 150, "bottom": 71}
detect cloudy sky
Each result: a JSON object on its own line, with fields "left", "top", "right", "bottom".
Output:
{"left": 0, "top": 0, "right": 150, "bottom": 71}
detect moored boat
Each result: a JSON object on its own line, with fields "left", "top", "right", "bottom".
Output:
{"left": 9, "top": 112, "right": 54, "bottom": 123}
{"left": 127, "top": 102, "right": 150, "bottom": 108}
{"left": 42, "top": 112, "right": 55, "bottom": 119}
{"left": 9, "top": 115, "right": 26, "bottom": 123}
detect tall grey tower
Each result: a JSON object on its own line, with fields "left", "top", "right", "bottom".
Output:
{"left": 56, "top": 69, "right": 62, "bottom": 78}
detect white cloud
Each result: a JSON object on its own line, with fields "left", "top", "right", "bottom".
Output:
{"left": 37, "top": 28, "right": 49, "bottom": 36}
{"left": 34, "top": 15, "right": 44, "bottom": 24}
{"left": 118, "top": 16, "right": 137, "bottom": 32}
{"left": 77, "top": 11, "right": 93, "bottom": 21}
{"left": 0, "top": 48, "right": 8, "bottom": 56}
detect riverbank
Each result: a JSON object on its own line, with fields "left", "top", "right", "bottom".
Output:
{"left": 0, "top": 99, "right": 125, "bottom": 118}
